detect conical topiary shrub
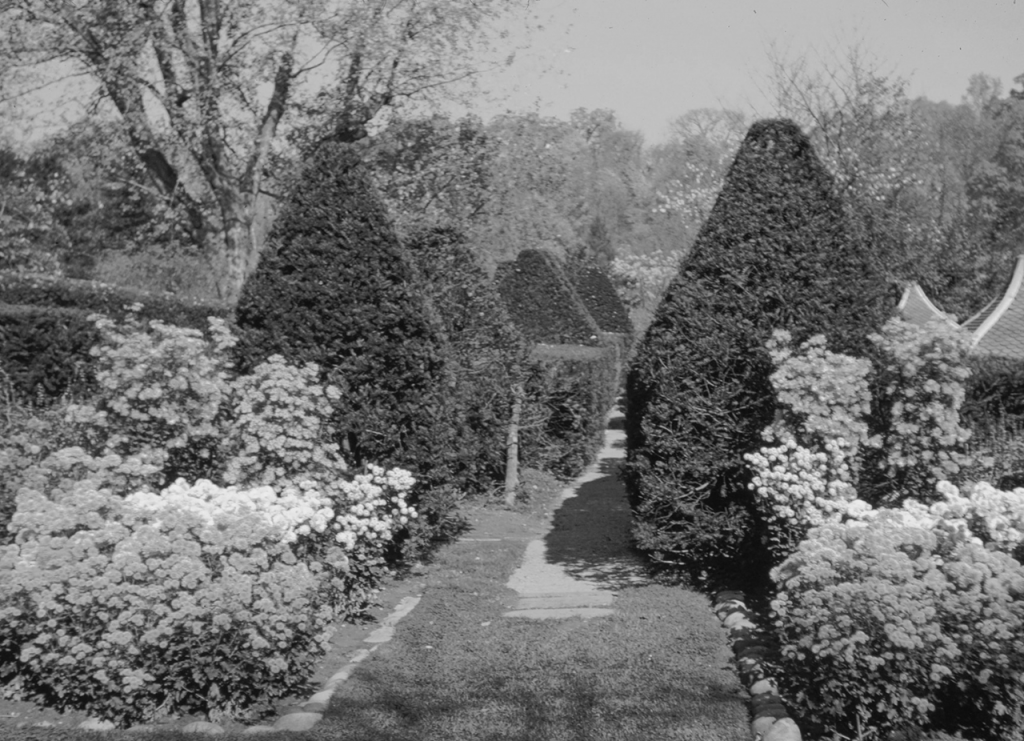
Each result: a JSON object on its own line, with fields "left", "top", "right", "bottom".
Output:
{"left": 567, "top": 258, "right": 633, "bottom": 337}
{"left": 623, "top": 119, "right": 891, "bottom": 590}
{"left": 495, "top": 249, "right": 602, "bottom": 346}
{"left": 233, "top": 142, "right": 449, "bottom": 475}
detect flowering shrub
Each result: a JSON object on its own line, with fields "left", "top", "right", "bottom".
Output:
{"left": 63, "top": 310, "right": 235, "bottom": 488}
{"left": 0, "top": 470, "right": 417, "bottom": 726}
{"left": 746, "top": 331, "right": 872, "bottom": 561}
{"left": 747, "top": 437, "right": 859, "bottom": 560}
{"left": 747, "top": 322, "right": 983, "bottom": 564}
{"left": 222, "top": 355, "right": 346, "bottom": 489}
{"left": 763, "top": 331, "right": 873, "bottom": 452}
{"left": 867, "top": 318, "right": 976, "bottom": 503}
{"left": 0, "top": 308, "right": 427, "bottom": 725}
{"left": 330, "top": 465, "right": 417, "bottom": 552}
{"left": 746, "top": 324, "right": 1021, "bottom": 739}
{"left": 847, "top": 480, "right": 1024, "bottom": 561}
{"left": 0, "top": 481, "right": 334, "bottom": 726}
{"left": 771, "top": 513, "right": 1024, "bottom": 740}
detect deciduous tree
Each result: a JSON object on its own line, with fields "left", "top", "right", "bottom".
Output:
{"left": 0, "top": 0, "right": 534, "bottom": 301}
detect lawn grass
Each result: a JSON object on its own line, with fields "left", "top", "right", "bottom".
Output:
{"left": 307, "top": 491, "right": 749, "bottom": 741}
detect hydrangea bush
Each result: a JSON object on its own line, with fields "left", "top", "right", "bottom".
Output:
{"left": 746, "top": 320, "right": 983, "bottom": 566}
{"left": 746, "top": 437, "right": 860, "bottom": 560}
{"left": 771, "top": 505, "right": 1024, "bottom": 740}
{"left": 0, "top": 471, "right": 416, "bottom": 726}
{"left": 64, "top": 310, "right": 236, "bottom": 488}
{"left": 221, "top": 354, "right": 347, "bottom": 489}
{"left": 746, "top": 331, "right": 872, "bottom": 559}
{"left": 0, "top": 312, "right": 421, "bottom": 726}
{"left": 747, "top": 321, "right": 1024, "bottom": 740}
{"left": 867, "top": 318, "right": 976, "bottom": 504}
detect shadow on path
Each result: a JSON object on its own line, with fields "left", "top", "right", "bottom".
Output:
{"left": 543, "top": 456, "right": 649, "bottom": 590}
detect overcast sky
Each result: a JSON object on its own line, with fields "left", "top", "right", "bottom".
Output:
{"left": 469, "top": 0, "right": 1023, "bottom": 143}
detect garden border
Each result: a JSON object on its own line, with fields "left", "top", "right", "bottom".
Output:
{"left": 713, "top": 590, "right": 803, "bottom": 741}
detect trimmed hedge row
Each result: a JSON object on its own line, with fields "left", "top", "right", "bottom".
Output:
{"left": 520, "top": 343, "right": 619, "bottom": 479}
{"left": 0, "top": 303, "right": 99, "bottom": 401}
{"left": 496, "top": 249, "right": 602, "bottom": 346}
{"left": 0, "top": 272, "right": 230, "bottom": 328}
{"left": 0, "top": 273, "right": 231, "bottom": 403}
{"left": 624, "top": 119, "right": 892, "bottom": 589}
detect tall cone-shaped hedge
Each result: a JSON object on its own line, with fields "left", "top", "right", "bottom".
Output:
{"left": 233, "top": 143, "right": 449, "bottom": 473}
{"left": 624, "top": 119, "right": 891, "bottom": 589}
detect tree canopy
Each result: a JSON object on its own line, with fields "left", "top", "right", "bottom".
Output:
{"left": 0, "top": 0, "right": 535, "bottom": 300}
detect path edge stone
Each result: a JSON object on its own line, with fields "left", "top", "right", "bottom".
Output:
{"left": 713, "top": 590, "right": 803, "bottom": 741}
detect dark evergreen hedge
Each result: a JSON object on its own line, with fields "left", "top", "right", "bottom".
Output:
{"left": 0, "top": 271, "right": 230, "bottom": 329}
{"left": 404, "top": 226, "right": 530, "bottom": 493}
{"left": 233, "top": 143, "right": 464, "bottom": 551}
{"left": 568, "top": 260, "right": 633, "bottom": 336}
{"left": 962, "top": 355, "right": 1024, "bottom": 424}
{"left": 624, "top": 119, "right": 891, "bottom": 590}
{"left": 520, "top": 344, "right": 619, "bottom": 479}
{"left": 0, "top": 272, "right": 230, "bottom": 404}
{"left": 0, "top": 303, "right": 99, "bottom": 401}
{"left": 496, "top": 249, "right": 602, "bottom": 345}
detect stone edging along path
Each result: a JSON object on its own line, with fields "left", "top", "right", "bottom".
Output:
{"left": 714, "top": 590, "right": 803, "bottom": 741}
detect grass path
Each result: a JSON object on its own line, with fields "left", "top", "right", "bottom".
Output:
{"left": 307, "top": 410, "right": 749, "bottom": 741}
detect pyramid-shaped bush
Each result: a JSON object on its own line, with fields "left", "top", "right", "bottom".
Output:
{"left": 624, "top": 119, "right": 891, "bottom": 588}
{"left": 496, "top": 249, "right": 601, "bottom": 345}
{"left": 568, "top": 259, "right": 633, "bottom": 336}
{"left": 233, "top": 142, "right": 449, "bottom": 472}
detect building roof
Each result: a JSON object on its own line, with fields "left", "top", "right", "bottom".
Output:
{"left": 897, "top": 282, "right": 958, "bottom": 328}
{"left": 963, "top": 255, "right": 1024, "bottom": 360}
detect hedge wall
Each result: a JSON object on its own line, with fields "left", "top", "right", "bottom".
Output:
{"left": 0, "top": 273, "right": 230, "bottom": 404}
{"left": 520, "top": 343, "right": 619, "bottom": 479}
{"left": 0, "top": 271, "right": 230, "bottom": 328}
{"left": 624, "top": 119, "right": 891, "bottom": 590}
{"left": 0, "top": 303, "right": 99, "bottom": 401}
{"left": 496, "top": 249, "right": 602, "bottom": 346}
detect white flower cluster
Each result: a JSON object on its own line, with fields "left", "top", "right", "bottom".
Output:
{"left": 330, "top": 465, "right": 417, "bottom": 550}
{"left": 848, "top": 480, "right": 1024, "bottom": 552}
{"left": 746, "top": 436, "right": 858, "bottom": 528}
{"left": 125, "top": 478, "right": 334, "bottom": 544}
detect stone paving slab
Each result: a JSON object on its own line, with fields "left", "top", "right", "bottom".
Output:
{"left": 503, "top": 607, "right": 616, "bottom": 620}
{"left": 513, "top": 592, "right": 616, "bottom": 610}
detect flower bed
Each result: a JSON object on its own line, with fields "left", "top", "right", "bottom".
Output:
{"left": 738, "top": 320, "right": 1024, "bottom": 741}
{"left": 0, "top": 311, "right": 420, "bottom": 728}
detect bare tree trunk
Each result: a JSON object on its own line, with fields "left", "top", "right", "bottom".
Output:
{"left": 504, "top": 381, "right": 524, "bottom": 505}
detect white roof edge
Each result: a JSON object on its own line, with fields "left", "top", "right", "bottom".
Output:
{"left": 971, "top": 255, "right": 1024, "bottom": 349}
{"left": 897, "top": 284, "right": 911, "bottom": 312}
{"left": 916, "top": 284, "right": 958, "bottom": 326}
{"left": 900, "top": 282, "right": 957, "bottom": 326}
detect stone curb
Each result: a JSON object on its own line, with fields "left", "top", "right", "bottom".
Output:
{"left": 74, "top": 594, "right": 423, "bottom": 735}
{"left": 713, "top": 590, "right": 802, "bottom": 741}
